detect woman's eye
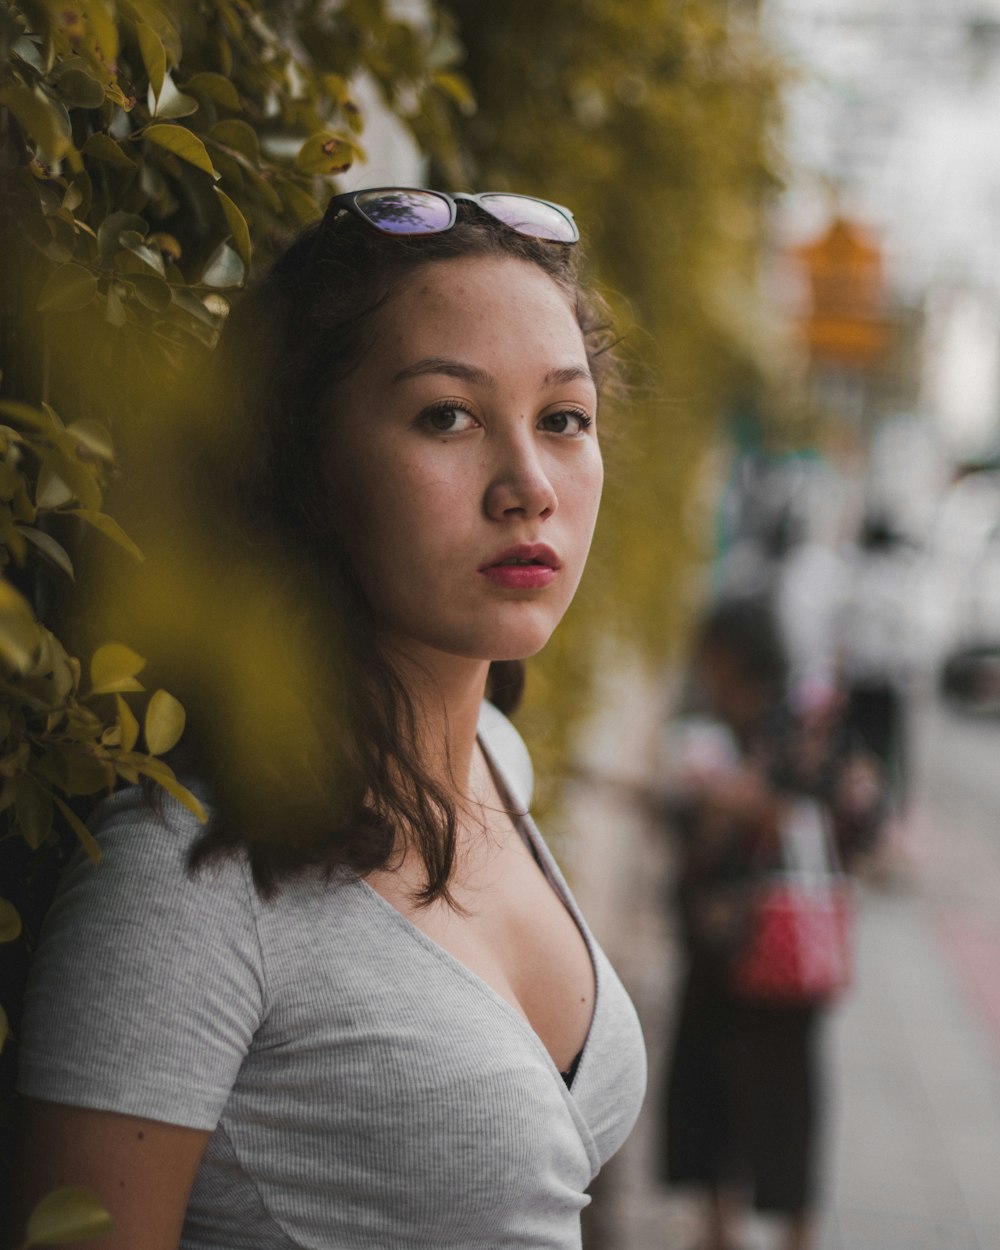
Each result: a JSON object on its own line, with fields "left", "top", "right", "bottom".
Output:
{"left": 420, "top": 404, "right": 479, "bottom": 433}
{"left": 538, "top": 409, "right": 593, "bottom": 435}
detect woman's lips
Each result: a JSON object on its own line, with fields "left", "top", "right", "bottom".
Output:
{"left": 479, "top": 544, "right": 560, "bottom": 590}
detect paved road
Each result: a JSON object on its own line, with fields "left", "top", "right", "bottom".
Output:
{"left": 583, "top": 683, "right": 1000, "bottom": 1250}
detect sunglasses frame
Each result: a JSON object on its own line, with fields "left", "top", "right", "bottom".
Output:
{"left": 324, "top": 187, "right": 580, "bottom": 245}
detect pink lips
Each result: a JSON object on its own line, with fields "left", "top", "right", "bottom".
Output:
{"left": 479, "top": 543, "right": 560, "bottom": 590}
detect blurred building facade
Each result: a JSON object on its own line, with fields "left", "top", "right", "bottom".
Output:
{"left": 762, "top": 0, "right": 1000, "bottom": 461}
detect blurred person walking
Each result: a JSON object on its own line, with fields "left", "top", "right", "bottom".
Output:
{"left": 837, "top": 511, "right": 921, "bottom": 813}
{"left": 657, "top": 597, "right": 883, "bottom": 1250}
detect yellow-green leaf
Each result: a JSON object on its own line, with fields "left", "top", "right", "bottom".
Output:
{"left": 293, "top": 133, "right": 355, "bottom": 176}
{"left": 24, "top": 1186, "right": 114, "bottom": 1246}
{"left": 184, "top": 71, "right": 241, "bottom": 110}
{"left": 52, "top": 794, "right": 101, "bottom": 865}
{"left": 149, "top": 75, "right": 198, "bottom": 120}
{"left": 81, "top": 132, "right": 136, "bottom": 169}
{"left": 14, "top": 777, "right": 53, "bottom": 849}
{"left": 36, "top": 448, "right": 102, "bottom": 512}
{"left": 65, "top": 420, "right": 115, "bottom": 461}
{"left": 115, "top": 693, "right": 139, "bottom": 752}
{"left": 213, "top": 187, "right": 251, "bottom": 267}
{"left": 0, "top": 400, "right": 58, "bottom": 433}
{"left": 0, "top": 897, "right": 22, "bottom": 942}
{"left": 136, "top": 21, "right": 166, "bottom": 99}
{"left": 276, "top": 177, "right": 321, "bottom": 226}
{"left": 144, "top": 689, "right": 185, "bottom": 755}
{"left": 126, "top": 272, "right": 172, "bottom": 312}
{"left": 201, "top": 239, "right": 245, "bottom": 289}
{"left": 90, "top": 642, "right": 146, "bottom": 695}
{"left": 139, "top": 759, "right": 207, "bottom": 822}
{"left": 144, "top": 123, "right": 219, "bottom": 179}
{"left": 36, "top": 265, "right": 98, "bottom": 313}
{"left": 0, "top": 84, "right": 71, "bottom": 162}
{"left": 209, "top": 118, "right": 261, "bottom": 164}
{"left": 66, "top": 510, "right": 144, "bottom": 561}
{"left": 19, "top": 526, "right": 75, "bottom": 580}
{"left": 0, "top": 580, "right": 41, "bottom": 674}
{"left": 35, "top": 461, "right": 74, "bottom": 510}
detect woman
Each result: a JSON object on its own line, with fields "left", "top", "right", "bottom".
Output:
{"left": 659, "top": 596, "right": 881, "bottom": 1250}
{"left": 9, "top": 189, "right": 647, "bottom": 1249}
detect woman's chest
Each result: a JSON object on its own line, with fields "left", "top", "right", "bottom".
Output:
{"left": 202, "top": 881, "right": 601, "bottom": 1247}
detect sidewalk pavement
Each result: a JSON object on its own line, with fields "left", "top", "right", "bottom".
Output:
{"left": 581, "top": 688, "right": 1000, "bottom": 1250}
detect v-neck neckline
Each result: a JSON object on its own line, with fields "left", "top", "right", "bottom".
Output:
{"left": 356, "top": 726, "right": 600, "bottom": 1094}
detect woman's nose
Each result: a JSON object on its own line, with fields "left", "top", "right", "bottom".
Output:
{"left": 484, "top": 431, "right": 557, "bottom": 521}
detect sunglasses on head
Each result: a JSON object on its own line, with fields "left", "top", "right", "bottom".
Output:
{"left": 324, "top": 187, "right": 580, "bottom": 245}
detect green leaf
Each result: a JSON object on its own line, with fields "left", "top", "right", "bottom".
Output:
{"left": 104, "top": 283, "right": 126, "bottom": 326}
{"left": 126, "top": 272, "right": 172, "bottom": 312}
{"left": 293, "top": 133, "right": 356, "bottom": 176}
{"left": 184, "top": 71, "right": 241, "bottom": 110}
{"left": 213, "top": 187, "right": 251, "bottom": 267}
{"left": 144, "top": 123, "right": 220, "bottom": 179}
{"left": 276, "top": 177, "right": 321, "bottom": 226}
{"left": 24, "top": 1187, "right": 114, "bottom": 1247}
{"left": 52, "top": 794, "right": 101, "bottom": 865}
{"left": 0, "top": 400, "right": 60, "bottom": 435}
{"left": 53, "top": 68, "right": 106, "bottom": 110}
{"left": 0, "top": 897, "right": 22, "bottom": 943}
{"left": 201, "top": 240, "right": 245, "bottom": 289}
{"left": 149, "top": 75, "right": 199, "bottom": 120}
{"left": 144, "top": 688, "right": 186, "bottom": 755}
{"left": 136, "top": 21, "right": 166, "bottom": 100}
{"left": 19, "top": 526, "right": 74, "bottom": 580}
{"left": 115, "top": 693, "right": 140, "bottom": 752}
{"left": 0, "top": 580, "right": 41, "bottom": 673}
{"left": 35, "top": 461, "right": 74, "bottom": 510}
{"left": 0, "top": 84, "right": 71, "bottom": 162}
{"left": 118, "top": 230, "right": 166, "bottom": 276}
{"left": 36, "top": 448, "right": 102, "bottom": 512}
{"left": 81, "top": 132, "right": 136, "bottom": 169}
{"left": 65, "top": 420, "right": 115, "bottom": 461}
{"left": 209, "top": 119, "right": 261, "bottom": 164}
{"left": 97, "top": 211, "right": 148, "bottom": 258}
{"left": 65, "top": 510, "right": 144, "bottom": 560}
{"left": 433, "top": 71, "right": 476, "bottom": 115}
{"left": 36, "top": 265, "right": 97, "bottom": 313}
{"left": 14, "top": 777, "right": 53, "bottom": 849}
{"left": 139, "top": 759, "right": 207, "bottom": 822}
{"left": 90, "top": 642, "right": 146, "bottom": 695}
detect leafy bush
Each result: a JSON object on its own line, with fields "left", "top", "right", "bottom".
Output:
{"left": 0, "top": 0, "right": 467, "bottom": 1197}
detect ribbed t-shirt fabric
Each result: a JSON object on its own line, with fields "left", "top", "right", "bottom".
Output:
{"left": 18, "top": 702, "right": 647, "bottom": 1249}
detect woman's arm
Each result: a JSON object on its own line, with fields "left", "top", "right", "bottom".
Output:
{"left": 8, "top": 1099, "right": 210, "bottom": 1250}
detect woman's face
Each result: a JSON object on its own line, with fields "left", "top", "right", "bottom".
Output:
{"left": 328, "top": 255, "right": 603, "bottom": 668}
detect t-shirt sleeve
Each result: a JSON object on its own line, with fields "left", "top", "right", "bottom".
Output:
{"left": 17, "top": 787, "right": 266, "bottom": 1131}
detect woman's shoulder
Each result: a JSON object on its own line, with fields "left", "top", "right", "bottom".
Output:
{"left": 59, "top": 782, "right": 249, "bottom": 916}
{"left": 477, "top": 699, "right": 534, "bottom": 810}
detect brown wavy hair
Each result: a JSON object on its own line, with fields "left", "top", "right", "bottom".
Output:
{"left": 188, "top": 199, "right": 616, "bottom": 902}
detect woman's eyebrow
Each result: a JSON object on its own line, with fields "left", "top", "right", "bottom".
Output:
{"left": 392, "top": 358, "right": 595, "bottom": 388}
{"left": 393, "top": 357, "right": 494, "bottom": 386}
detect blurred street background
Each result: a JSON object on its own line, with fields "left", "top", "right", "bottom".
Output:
{"left": 562, "top": 1, "right": 1000, "bottom": 1246}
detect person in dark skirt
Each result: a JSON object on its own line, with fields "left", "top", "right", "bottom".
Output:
{"left": 659, "top": 597, "right": 882, "bottom": 1250}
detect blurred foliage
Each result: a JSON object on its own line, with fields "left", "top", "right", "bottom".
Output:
{"left": 444, "top": 0, "right": 783, "bottom": 796}
{"left": 0, "top": 0, "right": 781, "bottom": 1204}
{"left": 0, "top": 0, "right": 467, "bottom": 1197}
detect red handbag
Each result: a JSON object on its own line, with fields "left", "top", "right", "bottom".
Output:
{"left": 730, "top": 798, "right": 855, "bottom": 1004}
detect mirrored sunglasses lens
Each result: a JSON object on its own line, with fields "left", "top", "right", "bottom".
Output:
{"left": 478, "top": 195, "right": 578, "bottom": 242}
{"left": 354, "top": 190, "right": 453, "bottom": 234}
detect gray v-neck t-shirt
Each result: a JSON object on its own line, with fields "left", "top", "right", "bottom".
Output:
{"left": 18, "top": 702, "right": 647, "bottom": 1249}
